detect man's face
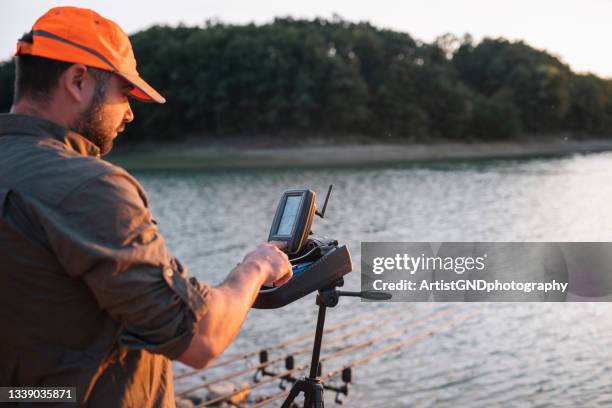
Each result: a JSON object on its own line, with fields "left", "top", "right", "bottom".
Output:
{"left": 72, "top": 74, "right": 134, "bottom": 155}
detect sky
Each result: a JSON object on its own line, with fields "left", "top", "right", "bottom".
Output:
{"left": 1, "top": 0, "right": 611, "bottom": 78}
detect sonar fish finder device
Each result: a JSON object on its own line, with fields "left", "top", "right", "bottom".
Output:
{"left": 253, "top": 185, "right": 353, "bottom": 309}
{"left": 268, "top": 189, "right": 316, "bottom": 255}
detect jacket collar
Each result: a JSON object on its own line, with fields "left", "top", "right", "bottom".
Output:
{"left": 0, "top": 113, "right": 101, "bottom": 158}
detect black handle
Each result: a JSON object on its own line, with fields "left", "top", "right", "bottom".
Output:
{"left": 337, "top": 290, "right": 392, "bottom": 300}
{"left": 360, "top": 290, "right": 392, "bottom": 300}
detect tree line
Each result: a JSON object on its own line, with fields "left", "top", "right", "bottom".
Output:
{"left": 1, "top": 16, "right": 611, "bottom": 143}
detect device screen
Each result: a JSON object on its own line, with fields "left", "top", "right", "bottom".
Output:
{"left": 277, "top": 195, "right": 301, "bottom": 236}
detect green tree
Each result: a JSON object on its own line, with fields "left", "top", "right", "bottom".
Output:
{"left": 454, "top": 38, "right": 571, "bottom": 133}
{"left": 564, "top": 74, "right": 609, "bottom": 135}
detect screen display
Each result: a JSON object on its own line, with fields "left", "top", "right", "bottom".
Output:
{"left": 277, "top": 196, "right": 301, "bottom": 236}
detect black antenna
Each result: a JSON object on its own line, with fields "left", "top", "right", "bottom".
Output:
{"left": 315, "top": 184, "right": 333, "bottom": 218}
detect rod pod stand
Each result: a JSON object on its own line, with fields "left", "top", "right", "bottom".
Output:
{"left": 280, "top": 281, "right": 390, "bottom": 408}
{"left": 280, "top": 282, "right": 339, "bottom": 408}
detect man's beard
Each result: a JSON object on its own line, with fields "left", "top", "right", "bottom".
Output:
{"left": 71, "top": 91, "right": 115, "bottom": 155}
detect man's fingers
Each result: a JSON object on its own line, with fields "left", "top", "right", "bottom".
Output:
{"left": 247, "top": 242, "right": 293, "bottom": 286}
{"left": 268, "top": 241, "right": 288, "bottom": 250}
{"left": 273, "top": 269, "right": 293, "bottom": 287}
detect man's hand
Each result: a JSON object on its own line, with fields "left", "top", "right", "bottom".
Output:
{"left": 241, "top": 241, "right": 293, "bottom": 287}
{"left": 177, "top": 241, "right": 294, "bottom": 369}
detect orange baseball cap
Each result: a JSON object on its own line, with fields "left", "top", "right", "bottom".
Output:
{"left": 16, "top": 6, "right": 165, "bottom": 104}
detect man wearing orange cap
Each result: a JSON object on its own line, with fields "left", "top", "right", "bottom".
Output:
{"left": 0, "top": 7, "right": 292, "bottom": 407}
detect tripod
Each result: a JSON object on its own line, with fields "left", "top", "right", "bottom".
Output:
{"left": 280, "top": 282, "right": 390, "bottom": 408}
{"left": 280, "top": 285, "right": 337, "bottom": 408}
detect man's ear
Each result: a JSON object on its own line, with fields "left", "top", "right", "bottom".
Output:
{"left": 61, "top": 63, "right": 94, "bottom": 104}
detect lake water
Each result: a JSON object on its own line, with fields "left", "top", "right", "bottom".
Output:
{"left": 135, "top": 152, "right": 612, "bottom": 407}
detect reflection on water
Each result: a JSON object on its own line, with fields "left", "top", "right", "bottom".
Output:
{"left": 135, "top": 152, "right": 612, "bottom": 406}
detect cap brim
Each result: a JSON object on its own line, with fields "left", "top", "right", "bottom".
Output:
{"left": 117, "top": 72, "right": 166, "bottom": 104}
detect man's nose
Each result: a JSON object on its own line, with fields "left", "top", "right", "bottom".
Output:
{"left": 124, "top": 103, "right": 134, "bottom": 123}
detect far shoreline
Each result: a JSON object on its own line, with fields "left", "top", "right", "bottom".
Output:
{"left": 106, "top": 138, "right": 612, "bottom": 171}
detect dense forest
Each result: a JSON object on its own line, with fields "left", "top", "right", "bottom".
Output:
{"left": 1, "top": 16, "right": 612, "bottom": 143}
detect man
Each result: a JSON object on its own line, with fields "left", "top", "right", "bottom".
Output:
{"left": 0, "top": 6, "right": 292, "bottom": 407}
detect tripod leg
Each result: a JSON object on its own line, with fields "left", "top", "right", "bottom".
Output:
{"left": 304, "top": 389, "right": 312, "bottom": 408}
{"left": 281, "top": 380, "right": 305, "bottom": 408}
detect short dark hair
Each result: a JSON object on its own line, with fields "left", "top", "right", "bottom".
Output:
{"left": 14, "top": 54, "right": 71, "bottom": 102}
{"left": 14, "top": 54, "right": 111, "bottom": 104}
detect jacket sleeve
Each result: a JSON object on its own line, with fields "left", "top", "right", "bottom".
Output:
{"left": 40, "top": 170, "right": 209, "bottom": 359}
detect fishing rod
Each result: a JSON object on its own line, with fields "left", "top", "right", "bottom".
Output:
{"left": 177, "top": 312, "right": 397, "bottom": 397}
{"left": 194, "top": 363, "right": 309, "bottom": 407}
{"left": 251, "top": 312, "right": 479, "bottom": 407}
{"left": 175, "top": 308, "right": 388, "bottom": 381}
{"left": 191, "top": 312, "right": 474, "bottom": 407}
{"left": 176, "top": 308, "right": 452, "bottom": 398}
{"left": 322, "top": 312, "right": 478, "bottom": 378}
{"left": 252, "top": 307, "right": 455, "bottom": 383}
